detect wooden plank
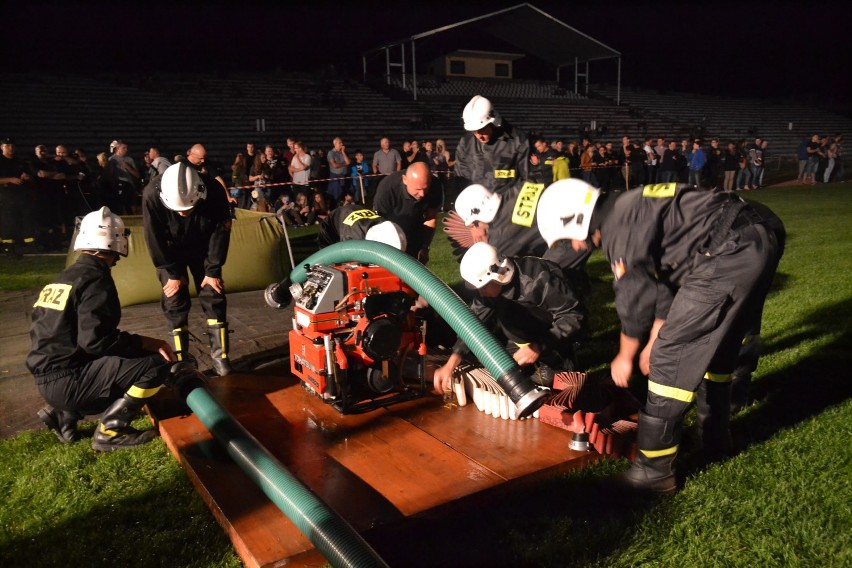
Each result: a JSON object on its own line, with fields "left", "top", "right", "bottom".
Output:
{"left": 387, "top": 396, "right": 598, "bottom": 481}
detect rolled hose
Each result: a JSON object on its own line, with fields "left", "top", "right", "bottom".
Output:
{"left": 184, "top": 386, "right": 389, "bottom": 568}
{"left": 289, "top": 241, "right": 548, "bottom": 417}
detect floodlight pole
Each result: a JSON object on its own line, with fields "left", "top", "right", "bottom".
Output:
{"left": 617, "top": 57, "right": 622, "bottom": 105}
{"left": 412, "top": 40, "right": 418, "bottom": 101}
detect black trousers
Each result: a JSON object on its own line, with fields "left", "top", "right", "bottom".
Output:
{"left": 647, "top": 222, "right": 781, "bottom": 420}
{"left": 156, "top": 258, "right": 227, "bottom": 329}
{"left": 38, "top": 353, "right": 170, "bottom": 415}
{"left": 0, "top": 187, "right": 36, "bottom": 242}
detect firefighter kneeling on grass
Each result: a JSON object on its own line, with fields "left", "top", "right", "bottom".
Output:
{"left": 27, "top": 207, "right": 176, "bottom": 451}
{"left": 537, "top": 179, "right": 784, "bottom": 495}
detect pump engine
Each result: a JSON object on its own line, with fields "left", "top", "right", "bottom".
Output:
{"left": 288, "top": 262, "right": 427, "bottom": 414}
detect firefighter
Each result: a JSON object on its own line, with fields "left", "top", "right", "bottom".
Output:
{"left": 316, "top": 203, "right": 407, "bottom": 251}
{"left": 454, "top": 95, "right": 530, "bottom": 197}
{"left": 537, "top": 180, "right": 784, "bottom": 494}
{"left": 143, "top": 162, "right": 233, "bottom": 375}
{"left": 373, "top": 162, "right": 440, "bottom": 263}
{"left": 27, "top": 207, "right": 175, "bottom": 450}
{"left": 432, "top": 242, "right": 583, "bottom": 393}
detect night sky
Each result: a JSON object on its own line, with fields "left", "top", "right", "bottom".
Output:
{"left": 4, "top": 0, "right": 851, "bottom": 109}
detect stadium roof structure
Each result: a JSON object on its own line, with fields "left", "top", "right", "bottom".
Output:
{"left": 362, "top": 3, "right": 623, "bottom": 103}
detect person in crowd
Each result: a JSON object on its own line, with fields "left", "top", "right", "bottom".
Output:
{"left": 529, "top": 135, "right": 558, "bottom": 184}
{"left": 185, "top": 145, "right": 232, "bottom": 206}
{"left": 275, "top": 193, "right": 303, "bottom": 227}
{"left": 432, "top": 242, "right": 583, "bottom": 393}
{"left": 348, "top": 149, "right": 371, "bottom": 203}
{"left": 678, "top": 138, "right": 691, "bottom": 183}
{"left": 722, "top": 142, "right": 739, "bottom": 192}
{"left": 643, "top": 137, "right": 658, "bottom": 184}
{"left": 288, "top": 140, "right": 312, "bottom": 196}
{"left": 580, "top": 144, "right": 598, "bottom": 187}
{"left": 735, "top": 139, "right": 751, "bottom": 190}
{"left": 372, "top": 162, "right": 440, "bottom": 263}
{"left": 106, "top": 141, "right": 141, "bottom": 214}
{"left": 455, "top": 95, "right": 530, "bottom": 197}
{"left": 327, "top": 137, "right": 350, "bottom": 205}
{"left": 310, "top": 191, "right": 329, "bottom": 224}
{"left": 705, "top": 138, "right": 723, "bottom": 188}
{"left": 658, "top": 140, "right": 681, "bottom": 184}
{"left": 406, "top": 139, "right": 428, "bottom": 166}
{"left": 27, "top": 207, "right": 176, "bottom": 451}
{"left": 293, "top": 191, "right": 314, "bottom": 224}
{"left": 400, "top": 140, "right": 412, "bottom": 168}
{"left": 0, "top": 137, "right": 37, "bottom": 256}
{"left": 537, "top": 180, "right": 784, "bottom": 495}
{"left": 746, "top": 138, "right": 763, "bottom": 190}
{"left": 372, "top": 136, "right": 402, "bottom": 181}
{"left": 231, "top": 152, "right": 249, "bottom": 209}
{"left": 142, "top": 162, "right": 233, "bottom": 376}
{"left": 249, "top": 152, "right": 268, "bottom": 199}
{"left": 148, "top": 147, "right": 171, "bottom": 178}
{"left": 688, "top": 140, "right": 706, "bottom": 187}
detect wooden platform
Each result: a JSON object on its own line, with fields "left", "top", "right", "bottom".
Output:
{"left": 150, "top": 368, "right": 600, "bottom": 568}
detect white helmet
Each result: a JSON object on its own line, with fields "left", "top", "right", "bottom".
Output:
{"left": 460, "top": 242, "right": 514, "bottom": 289}
{"left": 455, "top": 184, "right": 502, "bottom": 226}
{"left": 536, "top": 179, "right": 601, "bottom": 247}
{"left": 160, "top": 162, "right": 207, "bottom": 212}
{"left": 74, "top": 206, "right": 129, "bottom": 256}
{"left": 462, "top": 95, "right": 502, "bottom": 132}
{"left": 365, "top": 221, "right": 408, "bottom": 251}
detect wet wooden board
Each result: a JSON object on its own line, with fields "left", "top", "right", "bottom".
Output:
{"left": 151, "top": 369, "right": 598, "bottom": 568}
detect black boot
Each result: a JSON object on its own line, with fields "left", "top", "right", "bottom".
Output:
{"left": 168, "top": 327, "right": 191, "bottom": 363}
{"left": 207, "top": 320, "right": 232, "bottom": 376}
{"left": 619, "top": 412, "right": 681, "bottom": 495}
{"left": 729, "top": 368, "right": 751, "bottom": 415}
{"left": 696, "top": 379, "right": 733, "bottom": 463}
{"left": 91, "top": 394, "right": 158, "bottom": 452}
{"left": 38, "top": 406, "right": 83, "bottom": 443}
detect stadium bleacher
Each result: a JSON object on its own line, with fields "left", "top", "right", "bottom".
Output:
{"left": 1, "top": 72, "right": 849, "bottom": 169}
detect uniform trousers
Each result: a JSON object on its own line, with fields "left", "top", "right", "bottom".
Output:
{"left": 647, "top": 221, "right": 781, "bottom": 420}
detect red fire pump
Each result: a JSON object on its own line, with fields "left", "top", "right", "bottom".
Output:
{"left": 288, "top": 262, "right": 428, "bottom": 414}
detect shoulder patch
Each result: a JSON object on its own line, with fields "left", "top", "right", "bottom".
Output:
{"left": 642, "top": 183, "right": 677, "bottom": 198}
{"left": 343, "top": 209, "right": 380, "bottom": 226}
{"left": 511, "top": 182, "right": 546, "bottom": 227}
{"left": 34, "top": 283, "right": 72, "bottom": 311}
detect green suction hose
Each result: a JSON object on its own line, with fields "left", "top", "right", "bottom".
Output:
{"left": 183, "top": 385, "right": 388, "bottom": 568}
{"left": 289, "top": 240, "right": 548, "bottom": 415}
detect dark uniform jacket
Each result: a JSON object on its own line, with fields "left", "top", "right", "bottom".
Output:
{"left": 602, "top": 183, "right": 774, "bottom": 339}
{"left": 373, "top": 170, "right": 441, "bottom": 257}
{"left": 455, "top": 121, "right": 530, "bottom": 196}
{"left": 27, "top": 254, "right": 142, "bottom": 381}
{"left": 317, "top": 204, "right": 385, "bottom": 247}
{"left": 452, "top": 256, "right": 582, "bottom": 357}
{"left": 142, "top": 172, "right": 231, "bottom": 280}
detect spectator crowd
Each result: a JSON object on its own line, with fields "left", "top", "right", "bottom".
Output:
{"left": 0, "top": 127, "right": 844, "bottom": 257}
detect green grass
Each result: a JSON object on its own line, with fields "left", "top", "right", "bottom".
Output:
{"left": 1, "top": 184, "right": 850, "bottom": 567}
{"left": 0, "top": 255, "right": 66, "bottom": 292}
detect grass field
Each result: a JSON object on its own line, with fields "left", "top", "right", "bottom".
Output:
{"left": 1, "top": 184, "right": 850, "bottom": 567}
